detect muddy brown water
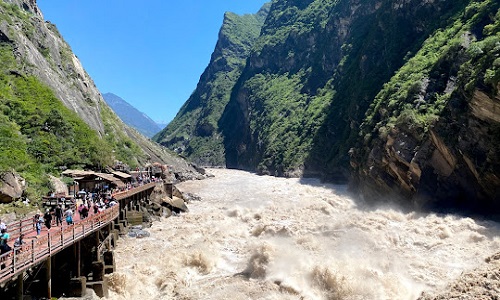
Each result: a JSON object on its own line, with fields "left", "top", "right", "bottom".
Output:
{"left": 104, "top": 169, "right": 500, "bottom": 299}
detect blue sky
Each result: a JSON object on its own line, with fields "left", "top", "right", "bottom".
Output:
{"left": 37, "top": 1, "right": 268, "bottom": 124}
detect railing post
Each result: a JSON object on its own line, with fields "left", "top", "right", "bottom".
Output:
{"left": 31, "top": 239, "right": 35, "bottom": 263}
{"left": 61, "top": 226, "right": 64, "bottom": 247}
{"left": 48, "top": 231, "right": 51, "bottom": 255}
{"left": 72, "top": 224, "right": 75, "bottom": 240}
{"left": 13, "top": 248, "right": 17, "bottom": 273}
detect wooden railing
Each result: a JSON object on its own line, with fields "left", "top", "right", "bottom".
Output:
{"left": 0, "top": 205, "right": 119, "bottom": 284}
{"left": 112, "top": 182, "right": 157, "bottom": 200}
{"left": 1, "top": 182, "right": 157, "bottom": 242}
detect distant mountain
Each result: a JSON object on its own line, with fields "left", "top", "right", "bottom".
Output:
{"left": 103, "top": 93, "right": 162, "bottom": 138}
{"left": 155, "top": 122, "right": 168, "bottom": 131}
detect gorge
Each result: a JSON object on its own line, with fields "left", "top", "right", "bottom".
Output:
{"left": 156, "top": 0, "right": 500, "bottom": 216}
{"left": 0, "top": 0, "right": 499, "bottom": 299}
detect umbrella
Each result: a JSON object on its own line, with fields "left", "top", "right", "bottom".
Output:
{"left": 162, "top": 196, "right": 188, "bottom": 212}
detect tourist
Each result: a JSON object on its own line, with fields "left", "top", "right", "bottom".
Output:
{"left": 44, "top": 209, "right": 53, "bottom": 231}
{"left": 0, "top": 219, "right": 6, "bottom": 231}
{"left": 35, "top": 215, "right": 43, "bottom": 235}
{"left": 13, "top": 233, "right": 26, "bottom": 252}
{"left": 78, "top": 203, "right": 84, "bottom": 219}
{"left": 55, "top": 205, "right": 63, "bottom": 226}
{"left": 81, "top": 204, "right": 89, "bottom": 219}
{"left": 33, "top": 213, "right": 40, "bottom": 230}
{"left": 65, "top": 207, "right": 74, "bottom": 225}
{"left": 0, "top": 229, "right": 11, "bottom": 254}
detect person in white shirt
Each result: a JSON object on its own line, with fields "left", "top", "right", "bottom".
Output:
{"left": 65, "top": 208, "right": 74, "bottom": 225}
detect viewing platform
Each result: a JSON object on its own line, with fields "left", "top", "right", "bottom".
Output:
{"left": 0, "top": 181, "right": 161, "bottom": 299}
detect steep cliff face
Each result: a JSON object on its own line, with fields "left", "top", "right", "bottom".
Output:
{"left": 220, "top": 0, "right": 470, "bottom": 179}
{"left": 198, "top": 0, "right": 498, "bottom": 212}
{"left": 154, "top": 4, "right": 270, "bottom": 166}
{"left": 0, "top": 0, "right": 200, "bottom": 199}
{"left": 1, "top": 0, "right": 106, "bottom": 133}
{"left": 353, "top": 0, "right": 500, "bottom": 210}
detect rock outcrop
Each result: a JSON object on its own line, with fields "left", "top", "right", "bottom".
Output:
{"left": 0, "top": 172, "right": 25, "bottom": 203}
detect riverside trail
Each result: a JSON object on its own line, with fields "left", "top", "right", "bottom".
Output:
{"left": 103, "top": 169, "right": 500, "bottom": 299}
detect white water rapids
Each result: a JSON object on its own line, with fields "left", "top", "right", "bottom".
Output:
{"left": 104, "top": 169, "right": 500, "bottom": 299}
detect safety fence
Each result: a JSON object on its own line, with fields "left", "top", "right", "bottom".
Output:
{"left": 0, "top": 205, "right": 119, "bottom": 284}
{"left": 112, "top": 182, "right": 157, "bottom": 200}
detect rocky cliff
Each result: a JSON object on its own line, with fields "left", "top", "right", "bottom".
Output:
{"left": 163, "top": 0, "right": 499, "bottom": 214}
{"left": 154, "top": 3, "right": 270, "bottom": 166}
{"left": 0, "top": 0, "right": 200, "bottom": 200}
{"left": 352, "top": 0, "right": 500, "bottom": 211}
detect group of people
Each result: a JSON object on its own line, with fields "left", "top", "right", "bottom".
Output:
{"left": 77, "top": 192, "right": 117, "bottom": 219}
{"left": 33, "top": 205, "right": 75, "bottom": 235}
{"left": 0, "top": 190, "right": 119, "bottom": 258}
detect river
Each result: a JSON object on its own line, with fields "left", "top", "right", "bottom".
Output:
{"left": 104, "top": 168, "right": 500, "bottom": 299}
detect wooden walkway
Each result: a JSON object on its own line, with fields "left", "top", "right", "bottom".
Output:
{"left": 0, "top": 205, "right": 119, "bottom": 284}
{"left": 0, "top": 182, "right": 159, "bottom": 284}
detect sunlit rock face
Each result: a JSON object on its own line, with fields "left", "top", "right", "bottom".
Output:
{"left": 0, "top": 172, "right": 25, "bottom": 203}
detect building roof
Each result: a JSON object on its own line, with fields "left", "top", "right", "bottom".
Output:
{"left": 62, "top": 170, "right": 126, "bottom": 188}
{"left": 61, "top": 170, "right": 95, "bottom": 178}
{"left": 111, "top": 171, "right": 132, "bottom": 179}
{"left": 95, "top": 173, "right": 117, "bottom": 182}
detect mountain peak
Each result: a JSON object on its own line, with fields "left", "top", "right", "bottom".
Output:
{"left": 103, "top": 93, "right": 162, "bottom": 138}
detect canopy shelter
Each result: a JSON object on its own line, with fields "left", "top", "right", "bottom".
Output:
{"left": 111, "top": 171, "right": 132, "bottom": 183}
{"left": 95, "top": 173, "right": 126, "bottom": 189}
{"left": 62, "top": 170, "right": 126, "bottom": 193}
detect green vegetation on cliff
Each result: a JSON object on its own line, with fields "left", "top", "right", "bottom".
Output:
{"left": 351, "top": 0, "right": 500, "bottom": 206}
{"left": 362, "top": 0, "right": 500, "bottom": 144}
{"left": 0, "top": 42, "right": 112, "bottom": 198}
{"left": 0, "top": 1, "right": 156, "bottom": 202}
{"left": 154, "top": 4, "right": 270, "bottom": 166}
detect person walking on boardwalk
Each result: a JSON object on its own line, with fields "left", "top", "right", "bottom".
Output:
{"left": 13, "top": 233, "right": 25, "bottom": 253}
{"left": 81, "top": 204, "right": 89, "bottom": 219}
{"left": 55, "top": 204, "right": 63, "bottom": 226}
{"left": 35, "top": 215, "right": 43, "bottom": 235}
{"left": 33, "top": 213, "right": 40, "bottom": 230}
{"left": 44, "top": 209, "right": 53, "bottom": 231}
{"left": 0, "top": 228, "right": 11, "bottom": 254}
{"left": 65, "top": 207, "right": 74, "bottom": 225}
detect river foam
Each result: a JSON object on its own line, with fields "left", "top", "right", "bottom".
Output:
{"left": 104, "top": 169, "right": 500, "bottom": 299}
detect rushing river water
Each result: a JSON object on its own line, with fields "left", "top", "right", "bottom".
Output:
{"left": 105, "top": 169, "right": 500, "bottom": 300}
